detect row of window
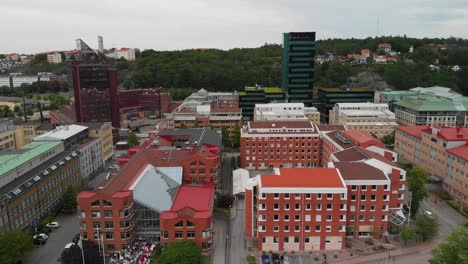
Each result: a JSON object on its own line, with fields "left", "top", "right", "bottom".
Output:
{"left": 259, "top": 224, "right": 345, "bottom": 233}
{"left": 261, "top": 236, "right": 341, "bottom": 245}
{"left": 246, "top": 137, "right": 319, "bottom": 141}
{"left": 260, "top": 193, "right": 345, "bottom": 200}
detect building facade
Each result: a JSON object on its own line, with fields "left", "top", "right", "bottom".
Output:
{"left": 282, "top": 32, "right": 316, "bottom": 106}
{"left": 317, "top": 88, "right": 375, "bottom": 123}
{"left": 240, "top": 121, "right": 321, "bottom": 170}
{"left": 254, "top": 103, "right": 320, "bottom": 124}
{"left": 329, "top": 103, "right": 398, "bottom": 137}
{"left": 0, "top": 141, "right": 80, "bottom": 234}
{"left": 47, "top": 53, "right": 62, "bottom": 64}
{"left": 78, "top": 138, "right": 103, "bottom": 179}
{"left": 239, "top": 86, "right": 287, "bottom": 121}
{"left": 395, "top": 126, "right": 468, "bottom": 207}
{"left": 80, "top": 122, "right": 114, "bottom": 163}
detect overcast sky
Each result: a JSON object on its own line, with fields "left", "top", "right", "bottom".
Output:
{"left": 1, "top": 0, "right": 467, "bottom": 54}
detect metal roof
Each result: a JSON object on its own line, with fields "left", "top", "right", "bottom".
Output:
{"left": 33, "top": 124, "right": 88, "bottom": 141}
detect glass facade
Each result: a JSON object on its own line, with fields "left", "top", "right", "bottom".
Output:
{"left": 134, "top": 202, "right": 160, "bottom": 243}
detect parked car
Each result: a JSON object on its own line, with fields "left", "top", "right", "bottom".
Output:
{"left": 271, "top": 253, "right": 281, "bottom": 264}
{"left": 262, "top": 254, "right": 271, "bottom": 264}
{"left": 109, "top": 165, "right": 119, "bottom": 170}
{"left": 46, "top": 222, "right": 60, "bottom": 229}
{"left": 33, "top": 233, "right": 48, "bottom": 245}
{"left": 72, "top": 234, "right": 81, "bottom": 244}
{"left": 64, "top": 243, "right": 75, "bottom": 249}
{"left": 424, "top": 211, "right": 434, "bottom": 218}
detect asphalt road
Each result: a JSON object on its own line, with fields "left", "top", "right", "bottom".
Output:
{"left": 220, "top": 152, "right": 239, "bottom": 194}
{"left": 228, "top": 198, "right": 247, "bottom": 264}
{"left": 23, "top": 213, "right": 79, "bottom": 264}
{"left": 212, "top": 215, "right": 228, "bottom": 264}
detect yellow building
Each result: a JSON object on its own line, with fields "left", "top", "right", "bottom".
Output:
{"left": 80, "top": 122, "right": 114, "bottom": 162}
{"left": 329, "top": 103, "right": 398, "bottom": 137}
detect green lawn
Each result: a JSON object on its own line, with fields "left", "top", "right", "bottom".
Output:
{"left": 200, "top": 255, "right": 211, "bottom": 264}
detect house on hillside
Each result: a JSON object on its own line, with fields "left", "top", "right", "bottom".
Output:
{"left": 377, "top": 43, "right": 392, "bottom": 53}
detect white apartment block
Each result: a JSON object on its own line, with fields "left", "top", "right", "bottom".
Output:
{"left": 254, "top": 103, "right": 320, "bottom": 124}
{"left": 329, "top": 103, "right": 398, "bottom": 137}
{"left": 78, "top": 138, "right": 104, "bottom": 179}
{"left": 47, "top": 53, "right": 62, "bottom": 64}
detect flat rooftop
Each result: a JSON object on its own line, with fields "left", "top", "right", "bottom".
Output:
{"left": 260, "top": 168, "right": 345, "bottom": 189}
{"left": 33, "top": 124, "right": 88, "bottom": 141}
{"left": 0, "top": 141, "right": 63, "bottom": 177}
{"left": 249, "top": 120, "right": 313, "bottom": 129}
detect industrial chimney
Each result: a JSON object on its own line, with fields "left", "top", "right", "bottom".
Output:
{"left": 98, "top": 36, "right": 104, "bottom": 53}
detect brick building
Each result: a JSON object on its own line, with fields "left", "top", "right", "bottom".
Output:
{"left": 395, "top": 126, "right": 468, "bottom": 207}
{"left": 77, "top": 128, "right": 221, "bottom": 254}
{"left": 240, "top": 121, "right": 321, "bottom": 170}
{"left": 160, "top": 183, "right": 214, "bottom": 253}
{"left": 245, "top": 160, "right": 406, "bottom": 253}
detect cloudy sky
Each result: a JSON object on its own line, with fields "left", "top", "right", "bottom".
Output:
{"left": 1, "top": 0, "right": 467, "bottom": 54}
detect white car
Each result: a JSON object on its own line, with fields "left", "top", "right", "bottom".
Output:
{"left": 46, "top": 221, "right": 60, "bottom": 229}
{"left": 33, "top": 233, "right": 49, "bottom": 245}
{"left": 423, "top": 211, "right": 434, "bottom": 218}
{"left": 64, "top": 243, "right": 75, "bottom": 249}
{"left": 109, "top": 165, "right": 119, "bottom": 170}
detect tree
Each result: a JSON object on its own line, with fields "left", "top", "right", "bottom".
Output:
{"left": 58, "top": 240, "right": 103, "bottom": 264}
{"left": 381, "top": 130, "right": 395, "bottom": 145}
{"left": 13, "top": 105, "right": 20, "bottom": 113}
{"left": 157, "top": 241, "right": 201, "bottom": 264}
{"left": 179, "top": 123, "right": 188, "bottom": 129}
{"left": 127, "top": 131, "right": 140, "bottom": 146}
{"left": 414, "top": 215, "right": 439, "bottom": 241}
{"left": 0, "top": 230, "right": 33, "bottom": 264}
{"left": 232, "top": 123, "right": 241, "bottom": 148}
{"left": 407, "top": 167, "right": 429, "bottom": 216}
{"left": 62, "top": 186, "right": 77, "bottom": 213}
{"left": 221, "top": 126, "right": 231, "bottom": 147}
{"left": 430, "top": 227, "right": 468, "bottom": 264}
{"left": 26, "top": 108, "right": 34, "bottom": 117}
{"left": 400, "top": 226, "right": 417, "bottom": 245}
{"left": 193, "top": 121, "right": 200, "bottom": 128}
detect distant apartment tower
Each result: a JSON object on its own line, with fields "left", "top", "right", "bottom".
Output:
{"left": 72, "top": 39, "right": 121, "bottom": 128}
{"left": 98, "top": 36, "right": 104, "bottom": 53}
{"left": 47, "top": 53, "right": 62, "bottom": 64}
{"left": 282, "top": 32, "right": 316, "bottom": 106}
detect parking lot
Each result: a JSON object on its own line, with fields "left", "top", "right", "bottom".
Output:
{"left": 23, "top": 213, "right": 79, "bottom": 264}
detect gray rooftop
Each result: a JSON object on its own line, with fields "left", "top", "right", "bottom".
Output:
{"left": 159, "top": 127, "right": 222, "bottom": 147}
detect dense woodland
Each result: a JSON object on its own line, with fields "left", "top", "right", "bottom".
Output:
{"left": 6, "top": 36, "right": 468, "bottom": 96}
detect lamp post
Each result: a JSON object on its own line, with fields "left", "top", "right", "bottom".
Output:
{"left": 407, "top": 191, "right": 412, "bottom": 226}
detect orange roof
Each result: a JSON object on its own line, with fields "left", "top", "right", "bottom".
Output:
{"left": 396, "top": 126, "right": 430, "bottom": 139}
{"left": 446, "top": 144, "right": 468, "bottom": 161}
{"left": 343, "top": 129, "right": 384, "bottom": 148}
{"left": 261, "top": 168, "right": 345, "bottom": 188}
{"left": 432, "top": 127, "right": 468, "bottom": 141}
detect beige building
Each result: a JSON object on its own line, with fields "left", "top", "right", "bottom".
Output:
{"left": 329, "top": 103, "right": 398, "bottom": 137}
{"left": 254, "top": 103, "right": 320, "bottom": 124}
{"left": 79, "top": 122, "right": 113, "bottom": 162}
{"left": 395, "top": 126, "right": 468, "bottom": 208}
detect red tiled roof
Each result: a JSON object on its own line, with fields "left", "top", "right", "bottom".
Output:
{"left": 396, "top": 126, "right": 430, "bottom": 139}
{"left": 432, "top": 127, "right": 468, "bottom": 141}
{"left": 249, "top": 121, "right": 313, "bottom": 129}
{"left": 333, "top": 146, "right": 396, "bottom": 167}
{"left": 343, "top": 129, "right": 384, "bottom": 148}
{"left": 77, "top": 191, "right": 97, "bottom": 199}
{"left": 333, "top": 162, "right": 388, "bottom": 181}
{"left": 446, "top": 144, "right": 468, "bottom": 161}
{"left": 261, "top": 168, "right": 345, "bottom": 188}
{"left": 170, "top": 183, "right": 214, "bottom": 211}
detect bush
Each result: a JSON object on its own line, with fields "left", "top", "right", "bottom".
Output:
{"left": 247, "top": 255, "right": 256, "bottom": 264}
{"left": 446, "top": 200, "right": 468, "bottom": 217}
{"left": 438, "top": 190, "right": 452, "bottom": 201}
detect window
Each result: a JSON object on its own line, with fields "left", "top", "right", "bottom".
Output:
{"left": 260, "top": 193, "right": 266, "bottom": 199}
{"left": 351, "top": 195, "right": 356, "bottom": 201}
{"left": 317, "top": 194, "right": 322, "bottom": 200}
{"left": 305, "top": 225, "right": 310, "bottom": 232}
{"left": 351, "top": 185, "right": 357, "bottom": 190}
{"left": 361, "top": 195, "right": 366, "bottom": 201}
{"left": 305, "top": 193, "right": 311, "bottom": 199}
{"left": 93, "top": 222, "right": 101, "bottom": 228}
{"left": 273, "top": 236, "right": 279, "bottom": 243}
{"left": 92, "top": 211, "right": 100, "bottom": 218}
{"left": 284, "top": 204, "right": 290, "bottom": 210}
{"left": 259, "top": 226, "right": 266, "bottom": 232}
{"left": 295, "top": 204, "right": 300, "bottom": 210}
{"left": 295, "top": 193, "right": 301, "bottom": 200}
{"left": 326, "top": 215, "right": 332, "bottom": 221}
{"left": 315, "top": 225, "right": 321, "bottom": 231}
{"left": 306, "top": 204, "right": 311, "bottom": 210}
{"left": 274, "top": 204, "right": 279, "bottom": 210}
{"left": 187, "top": 221, "right": 195, "bottom": 227}
{"left": 284, "top": 193, "right": 290, "bottom": 199}
{"left": 370, "top": 205, "right": 376, "bottom": 211}
{"left": 274, "top": 215, "right": 279, "bottom": 221}
{"left": 316, "top": 215, "right": 321, "bottom": 221}
{"left": 107, "top": 244, "right": 115, "bottom": 251}
{"left": 106, "top": 233, "right": 114, "bottom": 240}
{"left": 339, "top": 215, "right": 346, "bottom": 221}
{"left": 284, "top": 215, "right": 290, "bottom": 221}
{"left": 326, "top": 204, "right": 332, "bottom": 210}
{"left": 104, "top": 210, "right": 112, "bottom": 218}
{"left": 105, "top": 221, "right": 114, "bottom": 229}
{"left": 371, "top": 185, "right": 377, "bottom": 191}
{"left": 175, "top": 221, "right": 184, "bottom": 227}
{"left": 294, "top": 236, "right": 300, "bottom": 243}
{"left": 80, "top": 211, "right": 86, "bottom": 218}
{"left": 81, "top": 222, "right": 87, "bottom": 229}
{"left": 284, "top": 236, "right": 289, "bottom": 243}
{"left": 316, "top": 204, "right": 322, "bottom": 210}
{"left": 327, "top": 193, "right": 333, "bottom": 200}
{"left": 259, "top": 215, "right": 266, "bottom": 221}
{"left": 103, "top": 200, "right": 112, "bottom": 206}
{"left": 259, "top": 204, "right": 266, "bottom": 210}
{"left": 284, "top": 225, "right": 290, "bottom": 232}
{"left": 295, "top": 215, "right": 300, "bottom": 221}
{"left": 359, "top": 215, "right": 365, "bottom": 221}
{"left": 91, "top": 200, "right": 100, "bottom": 206}
{"left": 274, "top": 226, "right": 279, "bottom": 232}
{"left": 361, "top": 185, "right": 367, "bottom": 190}
{"left": 175, "top": 231, "right": 183, "bottom": 239}
{"left": 294, "top": 225, "right": 300, "bottom": 232}
{"left": 360, "top": 205, "right": 366, "bottom": 211}
{"left": 371, "top": 195, "right": 376, "bottom": 201}
{"left": 340, "top": 204, "right": 346, "bottom": 210}
{"left": 274, "top": 193, "right": 279, "bottom": 199}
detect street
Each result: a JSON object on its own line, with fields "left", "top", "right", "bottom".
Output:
{"left": 212, "top": 215, "right": 228, "bottom": 264}
{"left": 23, "top": 213, "right": 79, "bottom": 264}
{"left": 228, "top": 198, "right": 248, "bottom": 264}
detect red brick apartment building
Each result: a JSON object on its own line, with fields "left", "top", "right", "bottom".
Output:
{"left": 160, "top": 183, "right": 213, "bottom": 253}
{"left": 245, "top": 161, "right": 406, "bottom": 252}
{"left": 395, "top": 126, "right": 468, "bottom": 208}
{"left": 77, "top": 128, "right": 220, "bottom": 254}
{"left": 240, "top": 121, "right": 321, "bottom": 170}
